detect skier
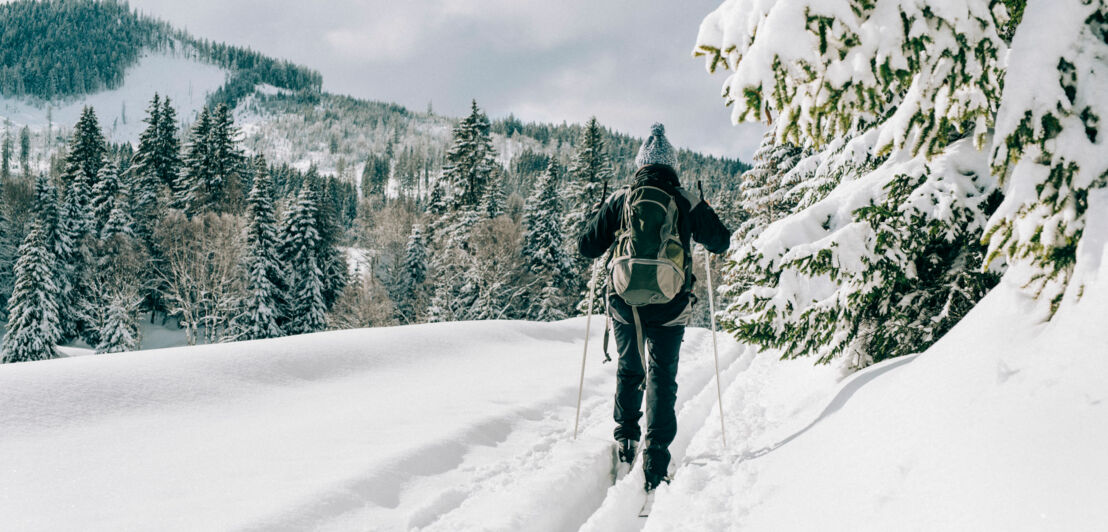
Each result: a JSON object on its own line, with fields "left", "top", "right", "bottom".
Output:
{"left": 578, "top": 123, "right": 731, "bottom": 494}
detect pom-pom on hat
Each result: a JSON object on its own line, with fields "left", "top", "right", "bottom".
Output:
{"left": 635, "top": 123, "right": 677, "bottom": 169}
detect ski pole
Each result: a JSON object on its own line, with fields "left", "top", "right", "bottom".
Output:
{"left": 573, "top": 264, "right": 598, "bottom": 439}
{"left": 704, "top": 248, "right": 727, "bottom": 448}
{"left": 574, "top": 178, "right": 610, "bottom": 439}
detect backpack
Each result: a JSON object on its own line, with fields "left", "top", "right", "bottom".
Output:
{"left": 609, "top": 185, "right": 688, "bottom": 306}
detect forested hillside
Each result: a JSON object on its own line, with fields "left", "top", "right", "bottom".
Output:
{"left": 0, "top": 0, "right": 320, "bottom": 102}
{"left": 0, "top": 0, "right": 749, "bottom": 358}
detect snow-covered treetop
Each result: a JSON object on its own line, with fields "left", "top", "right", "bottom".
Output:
{"left": 694, "top": 0, "right": 1009, "bottom": 156}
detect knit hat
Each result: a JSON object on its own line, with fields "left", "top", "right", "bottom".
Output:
{"left": 635, "top": 123, "right": 677, "bottom": 169}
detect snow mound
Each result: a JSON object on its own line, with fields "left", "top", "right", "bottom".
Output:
{"left": 0, "top": 317, "right": 742, "bottom": 531}
{"left": 649, "top": 215, "right": 1108, "bottom": 530}
{"left": 0, "top": 51, "right": 227, "bottom": 144}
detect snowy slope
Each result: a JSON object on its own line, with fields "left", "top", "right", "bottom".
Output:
{"left": 0, "top": 51, "right": 227, "bottom": 144}
{"left": 4, "top": 233, "right": 1106, "bottom": 531}
{"left": 644, "top": 223, "right": 1108, "bottom": 528}
{"left": 0, "top": 317, "right": 745, "bottom": 531}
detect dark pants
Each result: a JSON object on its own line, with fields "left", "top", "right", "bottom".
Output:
{"left": 612, "top": 319, "right": 683, "bottom": 482}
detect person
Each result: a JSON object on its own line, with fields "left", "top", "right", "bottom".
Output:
{"left": 578, "top": 123, "right": 731, "bottom": 492}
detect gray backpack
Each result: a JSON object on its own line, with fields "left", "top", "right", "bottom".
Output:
{"left": 609, "top": 185, "right": 687, "bottom": 306}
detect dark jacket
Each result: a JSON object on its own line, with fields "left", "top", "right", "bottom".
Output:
{"left": 578, "top": 164, "right": 731, "bottom": 326}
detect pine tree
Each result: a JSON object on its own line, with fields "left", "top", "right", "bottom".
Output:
{"left": 442, "top": 100, "right": 497, "bottom": 210}
{"left": 96, "top": 295, "right": 139, "bottom": 354}
{"left": 735, "top": 131, "right": 804, "bottom": 242}
{"left": 564, "top": 117, "right": 612, "bottom": 245}
{"left": 481, "top": 177, "right": 506, "bottom": 219}
{"left": 396, "top": 224, "right": 428, "bottom": 322}
{"left": 157, "top": 97, "right": 183, "bottom": 191}
{"left": 91, "top": 160, "right": 122, "bottom": 233}
{"left": 53, "top": 168, "right": 96, "bottom": 343}
{"left": 18, "top": 125, "right": 30, "bottom": 175}
{"left": 280, "top": 187, "right": 327, "bottom": 334}
{"left": 984, "top": 0, "right": 1108, "bottom": 312}
{"left": 0, "top": 180, "right": 16, "bottom": 312}
{"left": 2, "top": 223, "right": 61, "bottom": 363}
{"left": 523, "top": 162, "right": 572, "bottom": 318}
{"left": 177, "top": 107, "right": 213, "bottom": 215}
{"left": 427, "top": 179, "right": 448, "bottom": 215}
{"left": 101, "top": 204, "right": 134, "bottom": 240}
{"left": 404, "top": 224, "right": 428, "bottom": 291}
{"left": 1, "top": 123, "right": 10, "bottom": 180}
{"left": 207, "top": 104, "right": 246, "bottom": 212}
{"left": 62, "top": 106, "right": 107, "bottom": 191}
{"left": 232, "top": 161, "right": 285, "bottom": 340}
{"left": 130, "top": 94, "right": 167, "bottom": 242}
{"left": 361, "top": 153, "right": 389, "bottom": 199}
{"left": 564, "top": 117, "right": 613, "bottom": 314}
{"left": 697, "top": 0, "right": 1008, "bottom": 366}
{"left": 535, "top": 278, "right": 568, "bottom": 322}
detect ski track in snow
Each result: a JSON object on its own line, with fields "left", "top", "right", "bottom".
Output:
{"left": 1, "top": 318, "right": 771, "bottom": 531}
{"left": 579, "top": 339, "right": 753, "bottom": 532}
{"left": 292, "top": 330, "right": 750, "bottom": 531}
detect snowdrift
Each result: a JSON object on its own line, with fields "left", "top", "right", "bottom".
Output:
{"left": 648, "top": 218, "right": 1108, "bottom": 529}
{"left": 3, "top": 246, "right": 1105, "bottom": 530}
{"left": 0, "top": 318, "right": 743, "bottom": 531}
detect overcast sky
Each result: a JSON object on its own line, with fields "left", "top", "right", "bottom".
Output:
{"left": 125, "top": 0, "right": 766, "bottom": 161}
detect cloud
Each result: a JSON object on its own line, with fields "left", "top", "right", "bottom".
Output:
{"left": 126, "top": 0, "right": 766, "bottom": 160}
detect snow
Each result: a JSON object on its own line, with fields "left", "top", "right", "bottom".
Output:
{"left": 0, "top": 51, "right": 227, "bottom": 144}
{"left": 694, "top": 0, "right": 1005, "bottom": 155}
{"left": 5, "top": 250, "right": 1104, "bottom": 531}
{"left": 645, "top": 211, "right": 1108, "bottom": 529}
{"left": 0, "top": 317, "right": 736, "bottom": 530}
{"left": 3, "top": 256, "right": 1107, "bottom": 531}
{"left": 984, "top": 0, "right": 1108, "bottom": 306}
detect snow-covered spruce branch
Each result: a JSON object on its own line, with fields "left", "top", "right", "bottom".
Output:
{"left": 698, "top": 0, "right": 1009, "bottom": 366}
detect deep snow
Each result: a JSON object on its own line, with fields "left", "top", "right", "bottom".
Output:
{"left": 3, "top": 257, "right": 1107, "bottom": 530}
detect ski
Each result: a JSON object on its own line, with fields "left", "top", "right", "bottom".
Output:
{"left": 638, "top": 489, "right": 656, "bottom": 518}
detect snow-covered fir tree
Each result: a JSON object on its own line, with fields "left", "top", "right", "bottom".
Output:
{"left": 563, "top": 117, "right": 612, "bottom": 249}
{"left": 481, "top": 177, "right": 507, "bottom": 219}
{"left": 397, "top": 223, "right": 428, "bottom": 323}
{"left": 441, "top": 100, "right": 497, "bottom": 210}
{"left": 18, "top": 126, "right": 29, "bottom": 176}
{"left": 735, "top": 131, "right": 804, "bottom": 241}
{"left": 91, "top": 160, "right": 122, "bottom": 233}
{"left": 0, "top": 123, "right": 10, "bottom": 181}
{"left": 522, "top": 161, "right": 572, "bottom": 317}
{"left": 697, "top": 0, "right": 1008, "bottom": 366}
{"left": 62, "top": 106, "right": 107, "bottom": 191}
{"left": 101, "top": 204, "right": 135, "bottom": 240}
{"left": 984, "top": 0, "right": 1108, "bottom": 313}
{"left": 280, "top": 187, "right": 327, "bottom": 335}
{"left": 33, "top": 175, "right": 82, "bottom": 342}
{"left": 313, "top": 177, "right": 349, "bottom": 308}
{"left": 96, "top": 295, "right": 139, "bottom": 354}
{"left": 177, "top": 107, "right": 213, "bottom": 216}
{"left": 129, "top": 94, "right": 178, "bottom": 242}
{"left": 156, "top": 97, "right": 183, "bottom": 191}
{"left": 563, "top": 117, "right": 613, "bottom": 312}
{"left": 2, "top": 223, "right": 61, "bottom": 363}
{"left": 206, "top": 104, "right": 246, "bottom": 212}
{"left": 232, "top": 161, "right": 285, "bottom": 340}
{"left": 0, "top": 180, "right": 16, "bottom": 312}
{"left": 361, "top": 153, "right": 389, "bottom": 199}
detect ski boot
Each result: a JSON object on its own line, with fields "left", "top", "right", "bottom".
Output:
{"left": 617, "top": 438, "right": 638, "bottom": 466}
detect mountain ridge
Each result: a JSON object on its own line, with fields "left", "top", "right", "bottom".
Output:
{"left": 0, "top": 0, "right": 748, "bottom": 193}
